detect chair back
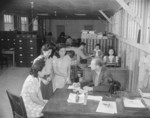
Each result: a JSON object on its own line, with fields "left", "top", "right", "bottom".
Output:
{"left": 6, "top": 90, "right": 28, "bottom": 118}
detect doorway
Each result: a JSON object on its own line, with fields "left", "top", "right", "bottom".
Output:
{"left": 56, "top": 25, "right": 65, "bottom": 38}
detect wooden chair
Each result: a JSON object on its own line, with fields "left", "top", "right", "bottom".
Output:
{"left": 6, "top": 90, "right": 28, "bottom": 118}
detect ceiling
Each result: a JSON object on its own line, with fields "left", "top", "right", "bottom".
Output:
{"left": 0, "top": 0, "right": 128, "bottom": 20}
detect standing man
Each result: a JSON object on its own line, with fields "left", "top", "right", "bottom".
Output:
{"left": 81, "top": 58, "right": 113, "bottom": 92}
{"left": 66, "top": 42, "right": 90, "bottom": 63}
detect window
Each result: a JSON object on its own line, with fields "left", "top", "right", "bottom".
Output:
{"left": 21, "top": 17, "right": 28, "bottom": 31}
{"left": 4, "top": 14, "right": 14, "bottom": 31}
{"left": 33, "top": 19, "right": 38, "bottom": 31}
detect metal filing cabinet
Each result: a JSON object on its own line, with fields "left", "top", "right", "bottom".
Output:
{"left": 15, "top": 33, "right": 42, "bottom": 67}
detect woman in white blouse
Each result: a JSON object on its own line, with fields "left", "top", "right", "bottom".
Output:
{"left": 53, "top": 44, "right": 71, "bottom": 91}
{"left": 103, "top": 48, "right": 119, "bottom": 64}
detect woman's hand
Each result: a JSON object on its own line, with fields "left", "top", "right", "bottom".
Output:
{"left": 41, "top": 79, "right": 49, "bottom": 85}
{"left": 47, "top": 76, "right": 52, "bottom": 82}
{"left": 66, "top": 79, "right": 72, "bottom": 84}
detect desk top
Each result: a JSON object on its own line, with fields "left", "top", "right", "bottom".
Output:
{"left": 42, "top": 89, "right": 150, "bottom": 118}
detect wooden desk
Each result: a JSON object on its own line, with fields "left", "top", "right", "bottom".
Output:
{"left": 42, "top": 89, "right": 150, "bottom": 118}
{"left": 83, "top": 67, "right": 129, "bottom": 90}
{"left": 2, "top": 50, "right": 15, "bottom": 66}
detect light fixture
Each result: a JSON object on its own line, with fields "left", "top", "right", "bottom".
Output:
{"left": 74, "top": 13, "right": 87, "bottom": 16}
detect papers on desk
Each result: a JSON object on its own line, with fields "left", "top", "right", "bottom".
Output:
{"left": 68, "top": 85, "right": 80, "bottom": 90}
{"left": 123, "top": 98, "right": 146, "bottom": 108}
{"left": 87, "top": 95, "right": 102, "bottom": 101}
{"left": 67, "top": 93, "right": 84, "bottom": 104}
{"left": 96, "top": 101, "right": 117, "bottom": 114}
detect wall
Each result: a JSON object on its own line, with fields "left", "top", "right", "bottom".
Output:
{"left": 47, "top": 20, "right": 107, "bottom": 39}
{"left": 109, "top": 0, "right": 150, "bottom": 93}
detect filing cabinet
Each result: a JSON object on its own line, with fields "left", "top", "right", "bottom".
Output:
{"left": 15, "top": 33, "right": 43, "bottom": 67}
{"left": 0, "top": 31, "right": 16, "bottom": 49}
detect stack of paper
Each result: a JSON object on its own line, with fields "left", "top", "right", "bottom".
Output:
{"left": 123, "top": 98, "right": 146, "bottom": 108}
{"left": 67, "top": 93, "right": 84, "bottom": 104}
{"left": 96, "top": 101, "right": 117, "bottom": 114}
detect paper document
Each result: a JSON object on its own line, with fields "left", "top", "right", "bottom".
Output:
{"left": 67, "top": 93, "right": 84, "bottom": 104}
{"left": 96, "top": 101, "right": 117, "bottom": 114}
{"left": 87, "top": 95, "right": 102, "bottom": 101}
{"left": 68, "top": 85, "right": 80, "bottom": 89}
{"left": 123, "top": 98, "right": 146, "bottom": 108}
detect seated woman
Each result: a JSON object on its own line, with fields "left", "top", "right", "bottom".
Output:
{"left": 103, "top": 48, "right": 119, "bottom": 67}
{"left": 52, "top": 44, "right": 71, "bottom": 91}
{"left": 66, "top": 36, "right": 73, "bottom": 46}
{"left": 92, "top": 44, "right": 103, "bottom": 58}
{"left": 21, "top": 58, "right": 49, "bottom": 118}
{"left": 33, "top": 43, "right": 54, "bottom": 100}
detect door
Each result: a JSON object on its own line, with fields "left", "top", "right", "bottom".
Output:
{"left": 57, "top": 25, "right": 65, "bottom": 38}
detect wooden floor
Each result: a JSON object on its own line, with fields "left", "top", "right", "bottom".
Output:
{"left": 0, "top": 66, "right": 30, "bottom": 118}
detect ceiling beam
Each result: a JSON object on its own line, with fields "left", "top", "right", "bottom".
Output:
{"left": 115, "top": 0, "right": 142, "bottom": 26}
{"left": 99, "top": 10, "right": 112, "bottom": 24}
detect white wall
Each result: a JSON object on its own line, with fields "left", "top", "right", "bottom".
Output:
{"left": 46, "top": 20, "right": 107, "bottom": 39}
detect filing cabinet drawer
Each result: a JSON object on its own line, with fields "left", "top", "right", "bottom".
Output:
{"left": 26, "top": 45, "right": 37, "bottom": 52}
{"left": 16, "top": 60, "right": 27, "bottom": 67}
{"left": 15, "top": 53, "right": 26, "bottom": 60}
{"left": 26, "top": 53, "right": 37, "bottom": 62}
{"left": 26, "top": 39, "right": 37, "bottom": 46}
{"left": 15, "top": 46, "right": 27, "bottom": 52}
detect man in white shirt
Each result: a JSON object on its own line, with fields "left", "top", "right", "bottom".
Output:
{"left": 66, "top": 42, "right": 90, "bottom": 63}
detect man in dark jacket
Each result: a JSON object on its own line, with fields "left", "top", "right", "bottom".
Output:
{"left": 81, "top": 58, "right": 113, "bottom": 92}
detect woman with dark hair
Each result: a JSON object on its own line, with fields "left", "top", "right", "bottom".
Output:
{"left": 21, "top": 58, "right": 48, "bottom": 118}
{"left": 33, "top": 43, "right": 54, "bottom": 100}
{"left": 46, "top": 32, "right": 56, "bottom": 46}
{"left": 103, "top": 48, "right": 119, "bottom": 67}
{"left": 52, "top": 44, "right": 71, "bottom": 91}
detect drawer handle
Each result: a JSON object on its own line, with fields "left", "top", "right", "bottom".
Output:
{"left": 20, "top": 61, "right": 23, "bottom": 63}
{"left": 7, "top": 39, "right": 10, "bottom": 41}
{"left": 19, "top": 47, "right": 22, "bottom": 49}
{"left": 19, "top": 40, "right": 22, "bottom": 42}
{"left": 30, "top": 47, "right": 33, "bottom": 49}
{"left": 30, "top": 54, "right": 33, "bottom": 56}
{"left": 30, "top": 40, "right": 33, "bottom": 42}
{"left": 20, "top": 54, "right": 22, "bottom": 56}
{"left": 1, "top": 39, "right": 4, "bottom": 41}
